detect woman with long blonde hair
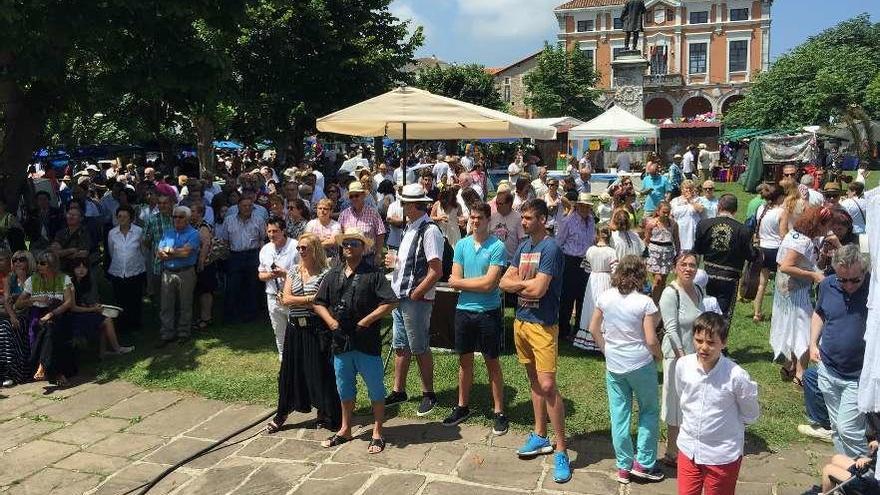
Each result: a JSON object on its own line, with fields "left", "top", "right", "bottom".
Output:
{"left": 268, "top": 233, "right": 338, "bottom": 434}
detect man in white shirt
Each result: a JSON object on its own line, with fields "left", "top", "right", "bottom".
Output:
{"left": 257, "top": 217, "right": 300, "bottom": 360}
{"left": 531, "top": 167, "right": 549, "bottom": 198}
{"left": 800, "top": 175, "right": 825, "bottom": 206}
{"left": 460, "top": 152, "right": 474, "bottom": 172}
{"left": 432, "top": 155, "right": 449, "bottom": 185}
{"left": 681, "top": 145, "right": 697, "bottom": 179}
{"left": 373, "top": 162, "right": 392, "bottom": 191}
{"left": 698, "top": 180, "right": 719, "bottom": 219}
{"left": 384, "top": 184, "right": 444, "bottom": 416}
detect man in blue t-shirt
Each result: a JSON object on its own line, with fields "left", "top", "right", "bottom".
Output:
{"left": 156, "top": 205, "right": 201, "bottom": 346}
{"left": 640, "top": 161, "right": 670, "bottom": 216}
{"left": 443, "top": 202, "right": 509, "bottom": 435}
{"left": 499, "top": 199, "right": 571, "bottom": 483}
{"left": 810, "top": 244, "right": 871, "bottom": 459}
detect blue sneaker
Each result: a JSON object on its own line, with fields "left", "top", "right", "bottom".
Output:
{"left": 553, "top": 451, "right": 572, "bottom": 483}
{"left": 516, "top": 432, "right": 553, "bottom": 457}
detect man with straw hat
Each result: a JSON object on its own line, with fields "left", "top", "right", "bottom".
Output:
{"left": 556, "top": 192, "right": 596, "bottom": 342}
{"left": 384, "top": 184, "right": 444, "bottom": 416}
{"left": 313, "top": 228, "right": 397, "bottom": 454}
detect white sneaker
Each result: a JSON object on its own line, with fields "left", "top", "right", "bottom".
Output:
{"left": 798, "top": 424, "right": 833, "bottom": 443}
{"left": 118, "top": 346, "right": 135, "bottom": 354}
{"left": 2, "top": 379, "right": 13, "bottom": 387}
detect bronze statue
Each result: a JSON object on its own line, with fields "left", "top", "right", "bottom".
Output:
{"left": 621, "top": 0, "right": 646, "bottom": 52}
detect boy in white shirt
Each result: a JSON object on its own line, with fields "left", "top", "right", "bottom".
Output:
{"left": 676, "top": 312, "right": 760, "bottom": 495}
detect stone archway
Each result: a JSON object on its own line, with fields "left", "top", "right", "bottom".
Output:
{"left": 644, "top": 97, "right": 674, "bottom": 120}
{"left": 721, "top": 94, "right": 745, "bottom": 115}
{"left": 681, "top": 96, "right": 713, "bottom": 118}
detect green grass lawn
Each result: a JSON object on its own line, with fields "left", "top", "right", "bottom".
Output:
{"left": 88, "top": 179, "right": 852, "bottom": 452}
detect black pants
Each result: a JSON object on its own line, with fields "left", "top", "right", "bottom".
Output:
{"left": 559, "top": 254, "right": 589, "bottom": 338}
{"left": 706, "top": 276, "right": 739, "bottom": 324}
{"left": 108, "top": 272, "right": 146, "bottom": 332}
{"left": 225, "top": 249, "right": 260, "bottom": 322}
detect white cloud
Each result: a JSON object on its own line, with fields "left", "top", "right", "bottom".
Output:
{"left": 455, "top": 0, "right": 560, "bottom": 41}
{"left": 390, "top": 0, "right": 430, "bottom": 40}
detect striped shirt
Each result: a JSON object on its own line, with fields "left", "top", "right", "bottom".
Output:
{"left": 555, "top": 211, "right": 596, "bottom": 257}
{"left": 390, "top": 215, "right": 443, "bottom": 300}
{"left": 218, "top": 213, "right": 266, "bottom": 252}
{"left": 286, "top": 265, "right": 329, "bottom": 318}
{"left": 338, "top": 205, "right": 386, "bottom": 254}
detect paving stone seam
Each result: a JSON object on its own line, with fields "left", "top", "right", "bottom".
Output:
{"left": 97, "top": 392, "right": 184, "bottom": 420}
{"left": 282, "top": 454, "right": 334, "bottom": 495}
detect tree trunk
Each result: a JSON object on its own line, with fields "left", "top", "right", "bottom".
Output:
{"left": 193, "top": 114, "right": 216, "bottom": 179}
{"left": 0, "top": 62, "right": 47, "bottom": 211}
{"left": 290, "top": 122, "right": 306, "bottom": 165}
{"left": 373, "top": 136, "right": 384, "bottom": 164}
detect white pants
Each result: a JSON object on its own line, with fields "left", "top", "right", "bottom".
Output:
{"left": 266, "top": 295, "right": 288, "bottom": 361}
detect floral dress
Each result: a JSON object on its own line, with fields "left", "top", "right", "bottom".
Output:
{"left": 646, "top": 220, "right": 676, "bottom": 275}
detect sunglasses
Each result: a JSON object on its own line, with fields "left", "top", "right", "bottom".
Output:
{"left": 348, "top": 194, "right": 363, "bottom": 199}
{"left": 12, "top": 257, "right": 27, "bottom": 263}
{"left": 341, "top": 240, "right": 363, "bottom": 248}
{"left": 295, "top": 245, "right": 309, "bottom": 252}
{"left": 782, "top": 173, "right": 797, "bottom": 178}
{"left": 37, "top": 261, "right": 49, "bottom": 266}
{"left": 704, "top": 187, "right": 714, "bottom": 191}
{"left": 838, "top": 276, "right": 862, "bottom": 285}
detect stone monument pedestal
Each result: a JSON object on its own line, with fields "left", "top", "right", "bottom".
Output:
{"left": 611, "top": 51, "right": 649, "bottom": 118}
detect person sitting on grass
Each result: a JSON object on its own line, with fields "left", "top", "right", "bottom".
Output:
{"left": 68, "top": 257, "right": 133, "bottom": 358}
{"left": 676, "top": 312, "right": 760, "bottom": 495}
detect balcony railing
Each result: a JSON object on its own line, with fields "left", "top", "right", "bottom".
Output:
{"left": 644, "top": 74, "right": 684, "bottom": 87}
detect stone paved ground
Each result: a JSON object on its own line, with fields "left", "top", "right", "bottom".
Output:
{"left": 0, "top": 378, "right": 835, "bottom": 495}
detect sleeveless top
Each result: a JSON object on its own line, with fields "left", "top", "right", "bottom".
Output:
{"left": 286, "top": 264, "right": 329, "bottom": 318}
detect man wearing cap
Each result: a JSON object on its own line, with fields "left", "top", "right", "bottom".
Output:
{"left": 384, "top": 184, "right": 444, "bottom": 416}
{"left": 338, "top": 182, "right": 386, "bottom": 266}
{"left": 821, "top": 182, "right": 842, "bottom": 206}
{"left": 555, "top": 192, "right": 597, "bottom": 341}
{"left": 668, "top": 154, "right": 684, "bottom": 199}
{"left": 313, "top": 228, "right": 398, "bottom": 454}
{"left": 697, "top": 143, "right": 712, "bottom": 182}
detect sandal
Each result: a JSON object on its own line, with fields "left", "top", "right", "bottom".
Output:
{"left": 779, "top": 365, "right": 795, "bottom": 382}
{"left": 793, "top": 376, "right": 805, "bottom": 389}
{"left": 266, "top": 416, "right": 286, "bottom": 434}
{"left": 321, "top": 434, "right": 353, "bottom": 448}
{"left": 368, "top": 437, "right": 386, "bottom": 454}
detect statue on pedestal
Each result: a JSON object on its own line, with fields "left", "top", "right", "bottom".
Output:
{"left": 621, "top": 0, "right": 646, "bottom": 52}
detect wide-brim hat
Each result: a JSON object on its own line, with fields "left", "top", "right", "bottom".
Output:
{"left": 347, "top": 182, "right": 367, "bottom": 195}
{"left": 443, "top": 155, "right": 457, "bottom": 163}
{"left": 335, "top": 228, "right": 374, "bottom": 249}
{"left": 282, "top": 168, "right": 299, "bottom": 180}
{"left": 698, "top": 143, "right": 707, "bottom": 150}
{"left": 821, "top": 182, "right": 842, "bottom": 195}
{"left": 575, "top": 192, "right": 595, "bottom": 206}
{"left": 399, "top": 183, "right": 433, "bottom": 203}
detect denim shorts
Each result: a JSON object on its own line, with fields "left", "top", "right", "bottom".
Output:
{"left": 333, "top": 351, "right": 386, "bottom": 402}
{"left": 391, "top": 299, "right": 434, "bottom": 354}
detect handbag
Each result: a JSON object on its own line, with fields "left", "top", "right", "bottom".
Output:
{"left": 740, "top": 204, "right": 770, "bottom": 301}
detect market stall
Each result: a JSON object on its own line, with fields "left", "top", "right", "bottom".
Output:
{"left": 567, "top": 106, "right": 659, "bottom": 174}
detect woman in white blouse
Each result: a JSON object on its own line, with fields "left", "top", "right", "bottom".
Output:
{"left": 107, "top": 205, "right": 146, "bottom": 330}
{"left": 669, "top": 180, "right": 704, "bottom": 252}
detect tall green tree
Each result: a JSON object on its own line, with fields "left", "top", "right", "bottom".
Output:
{"left": 415, "top": 64, "right": 508, "bottom": 112}
{"left": 523, "top": 44, "right": 601, "bottom": 120}
{"left": 233, "top": 0, "right": 422, "bottom": 163}
{"left": 864, "top": 73, "right": 880, "bottom": 120}
{"left": 725, "top": 15, "right": 880, "bottom": 129}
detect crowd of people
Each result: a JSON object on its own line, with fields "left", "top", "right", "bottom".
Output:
{"left": 1, "top": 145, "right": 878, "bottom": 492}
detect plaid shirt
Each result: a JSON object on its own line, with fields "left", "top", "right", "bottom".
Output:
{"left": 338, "top": 205, "right": 386, "bottom": 254}
{"left": 144, "top": 212, "right": 173, "bottom": 275}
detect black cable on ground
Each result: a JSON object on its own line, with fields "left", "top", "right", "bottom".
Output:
{"left": 124, "top": 410, "right": 275, "bottom": 495}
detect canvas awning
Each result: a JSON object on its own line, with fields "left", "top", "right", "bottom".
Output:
{"left": 568, "top": 106, "right": 659, "bottom": 140}
{"left": 316, "top": 86, "right": 556, "bottom": 140}
{"left": 527, "top": 117, "right": 584, "bottom": 134}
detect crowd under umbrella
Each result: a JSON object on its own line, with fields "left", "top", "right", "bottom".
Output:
{"left": 316, "top": 85, "right": 556, "bottom": 184}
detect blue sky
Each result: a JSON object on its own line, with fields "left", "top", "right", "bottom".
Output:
{"left": 390, "top": 0, "right": 880, "bottom": 67}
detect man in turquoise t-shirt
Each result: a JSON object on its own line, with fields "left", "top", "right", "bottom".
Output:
{"left": 443, "top": 202, "right": 509, "bottom": 435}
{"left": 640, "top": 161, "right": 670, "bottom": 216}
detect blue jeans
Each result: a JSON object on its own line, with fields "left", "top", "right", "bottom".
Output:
{"left": 803, "top": 366, "right": 831, "bottom": 429}
{"left": 818, "top": 363, "right": 868, "bottom": 458}
{"left": 391, "top": 299, "right": 434, "bottom": 355}
{"left": 606, "top": 362, "right": 660, "bottom": 470}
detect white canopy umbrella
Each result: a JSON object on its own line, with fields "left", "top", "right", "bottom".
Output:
{"left": 568, "top": 106, "right": 659, "bottom": 140}
{"left": 316, "top": 86, "right": 556, "bottom": 141}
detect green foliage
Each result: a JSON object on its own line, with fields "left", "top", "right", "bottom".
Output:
{"left": 725, "top": 14, "right": 880, "bottom": 128}
{"left": 864, "top": 73, "right": 880, "bottom": 119}
{"left": 415, "top": 64, "right": 508, "bottom": 112}
{"left": 523, "top": 44, "right": 601, "bottom": 120}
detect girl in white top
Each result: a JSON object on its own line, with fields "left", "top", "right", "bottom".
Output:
{"left": 574, "top": 226, "right": 617, "bottom": 351}
{"left": 588, "top": 255, "right": 663, "bottom": 481}
{"left": 752, "top": 184, "right": 785, "bottom": 322}
{"left": 608, "top": 209, "right": 644, "bottom": 260}
{"left": 669, "top": 180, "right": 704, "bottom": 252}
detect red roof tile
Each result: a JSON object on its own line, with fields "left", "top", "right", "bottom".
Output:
{"left": 556, "top": 0, "right": 624, "bottom": 9}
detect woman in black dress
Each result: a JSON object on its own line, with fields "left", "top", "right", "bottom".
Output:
{"left": 267, "top": 232, "right": 340, "bottom": 432}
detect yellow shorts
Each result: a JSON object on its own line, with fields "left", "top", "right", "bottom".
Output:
{"left": 513, "top": 320, "right": 559, "bottom": 373}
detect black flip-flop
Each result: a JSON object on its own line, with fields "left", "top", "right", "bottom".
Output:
{"left": 368, "top": 437, "right": 386, "bottom": 454}
{"left": 321, "top": 434, "right": 353, "bottom": 448}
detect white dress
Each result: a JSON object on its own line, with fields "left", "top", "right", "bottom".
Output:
{"left": 769, "top": 231, "right": 819, "bottom": 360}
{"left": 670, "top": 196, "right": 702, "bottom": 251}
{"left": 858, "top": 185, "right": 880, "bottom": 414}
{"left": 574, "top": 245, "right": 617, "bottom": 351}
{"left": 609, "top": 230, "right": 644, "bottom": 260}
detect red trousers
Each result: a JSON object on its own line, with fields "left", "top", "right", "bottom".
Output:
{"left": 677, "top": 452, "right": 742, "bottom": 495}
